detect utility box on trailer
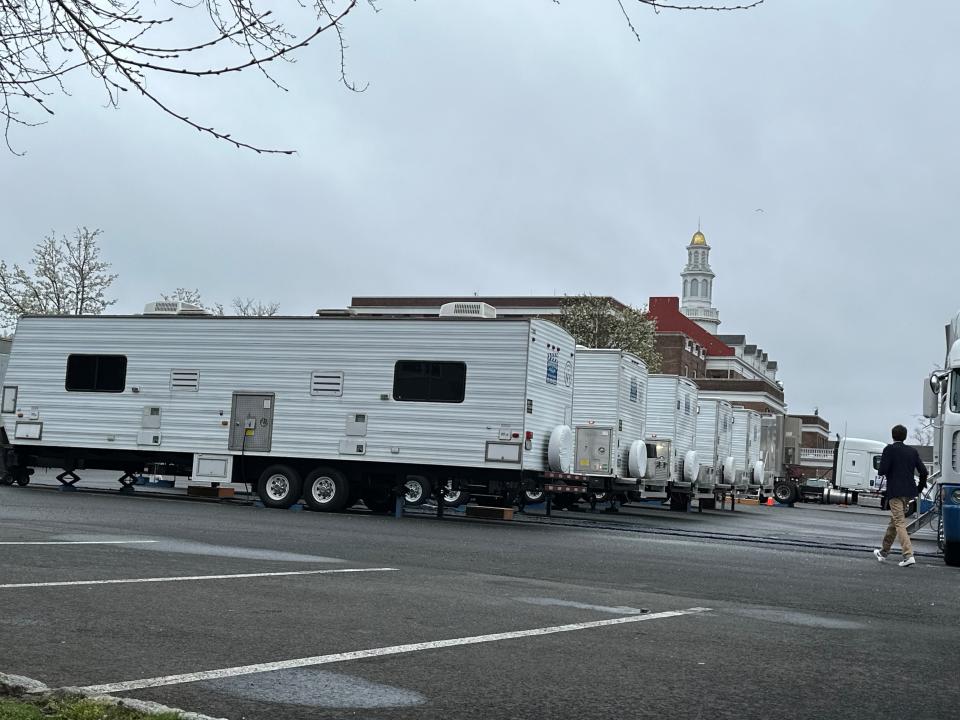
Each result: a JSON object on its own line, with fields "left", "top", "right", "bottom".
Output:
{"left": 645, "top": 375, "right": 699, "bottom": 511}
{"left": 0, "top": 311, "right": 577, "bottom": 512}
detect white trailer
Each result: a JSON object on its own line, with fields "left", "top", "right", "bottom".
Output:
{"left": 0, "top": 308, "right": 577, "bottom": 511}
{"left": 693, "top": 399, "right": 735, "bottom": 506}
{"left": 731, "top": 407, "right": 765, "bottom": 494}
{"left": 568, "top": 348, "right": 650, "bottom": 498}
{"left": 645, "top": 375, "right": 699, "bottom": 511}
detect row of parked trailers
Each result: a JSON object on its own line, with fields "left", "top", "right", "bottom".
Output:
{"left": 0, "top": 306, "right": 768, "bottom": 513}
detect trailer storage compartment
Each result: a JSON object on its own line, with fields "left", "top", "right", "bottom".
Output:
{"left": 0, "top": 312, "right": 577, "bottom": 511}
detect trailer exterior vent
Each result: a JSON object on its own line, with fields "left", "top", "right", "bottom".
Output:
{"left": 311, "top": 371, "right": 344, "bottom": 397}
{"left": 438, "top": 302, "right": 497, "bottom": 319}
{"left": 143, "top": 301, "right": 210, "bottom": 315}
{"left": 170, "top": 369, "right": 200, "bottom": 392}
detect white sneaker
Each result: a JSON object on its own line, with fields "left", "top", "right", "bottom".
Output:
{"left": 873, "top": 549, "right": 886, "bottom": 562}
{"left": 898, "top": 556, "right": 916, "bottom": 567}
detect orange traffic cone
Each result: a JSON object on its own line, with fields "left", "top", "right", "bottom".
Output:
{"left": 765, "top": 497, "right": 774, "bottom": 506}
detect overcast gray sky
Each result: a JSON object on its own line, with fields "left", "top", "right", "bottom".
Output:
{"left": 2, "top": 0, "right": 958, "bottom": 442}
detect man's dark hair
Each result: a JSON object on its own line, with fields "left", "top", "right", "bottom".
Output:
{"left": 892, "top": 424, "right": 908, "bottom": 442}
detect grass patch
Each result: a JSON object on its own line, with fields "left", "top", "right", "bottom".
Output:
{"left": 0, "top": 696, "right": 182, "bottom": 720}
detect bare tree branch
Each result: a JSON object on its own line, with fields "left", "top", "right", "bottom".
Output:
{"left": 0, "top": 227, "right": 117, "bottom": 331}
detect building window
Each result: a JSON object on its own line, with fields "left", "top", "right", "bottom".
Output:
{"left": 393, "top": 361, "right": 466, "bottom": 403}
{"left": 683, "top": 279, "right": 689, "bottom": 297}
{"left": 65, "top": 354, "right": 127, "bottom": 393}
{"left": 691, "top": 279, "right": 700, "bottom": 297}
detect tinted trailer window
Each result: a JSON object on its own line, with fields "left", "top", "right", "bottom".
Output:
{"left": 65, "top": 354, "right": 127, "bottom": 392}
{"left": 393, "top": 361, "right": 466, "bottom": 403}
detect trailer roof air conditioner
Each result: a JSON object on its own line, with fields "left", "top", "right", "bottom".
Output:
{"left": 143, "top": 301, "right": 210, "bottom": 316}
{"left": 438, "top": 302, "right": 497, "bottom": 319}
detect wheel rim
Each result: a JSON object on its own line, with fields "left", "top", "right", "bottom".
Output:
{"left": 310, "top": 476, "right": 336, "bottom": 504}
{"left": 774, "top": 485, "right": 791, "bottom": 502}
{"left": 265, "top": 474, "right": 290, "bottom": 501}
{"left": 525, "top": 490, "right": 544, "bottom": 502}
{"left": 404, "top": 479, "right": 424, "bottom": 503}
{"left": 443, "top": 489, "right": 462, "bottom": 503}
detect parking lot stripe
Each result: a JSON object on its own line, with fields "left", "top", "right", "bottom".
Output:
{"left": 0, "top": 567, "right": 397, "bottom": 590}
{"left": 74, "top": 606, "right": 711, "bottom": 694}
{"left": 0, "top": 540, "right": 159, "bottom": 545}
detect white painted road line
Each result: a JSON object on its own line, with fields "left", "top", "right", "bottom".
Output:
{"left": 75, "top": 606, "right": 711, "bottom": 694}
{"left": 515, "top": 597, "right": 649, "bottom": 615}
{"left": 0, "top": 540, "right": 159, "bottom": 546}
{"left": 0, "top": 567, "right": 397, "bottom": 590}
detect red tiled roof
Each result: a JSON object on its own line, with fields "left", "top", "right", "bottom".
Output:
{"left": 647, "top": 297, "right": 734, "bottom": 357}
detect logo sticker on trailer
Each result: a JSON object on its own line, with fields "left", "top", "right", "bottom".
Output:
{"left": 546, "top": 350, "right": 559, "bottom": 385}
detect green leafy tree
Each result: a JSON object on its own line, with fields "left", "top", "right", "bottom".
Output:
{"left": 554, "top": 294, "right": 662, "bottom": 372}
{"left": 0, "top": 227, "right": 116, "bottom": 332}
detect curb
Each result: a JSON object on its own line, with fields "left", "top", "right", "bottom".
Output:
{"left": 0, "top": 672, "right": 227, "bottom": 720}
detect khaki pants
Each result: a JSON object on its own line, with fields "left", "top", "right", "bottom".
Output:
{"left": 881, "top": 496, "right": 913, "bottom": 558}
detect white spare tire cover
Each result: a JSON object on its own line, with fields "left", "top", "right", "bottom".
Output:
{"left": 628, "top": 440, "right": 648, "bottom": 479}
{"left": 547, "top": 425, "right": 573, "bottom": 473}
{"left": 752, "top": 460, "right": 765, "bottom": 484}
{"left": 683, "top": 450, "right": 699, "bottom": 483}
{"left": 723, "top": 456, "right": 736, "bottom": 483}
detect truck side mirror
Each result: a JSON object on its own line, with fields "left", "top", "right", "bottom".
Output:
{"left": 923, "top": 374, "right": 940, "bottom": 419}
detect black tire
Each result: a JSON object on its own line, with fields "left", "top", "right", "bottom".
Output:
{"left": 523, "top": 489, "right": 546, "bottom": 504}
{"left": 403, "top": 475, "right": 432, "bottom": 507}
{"left": 669, "top": 492, "right": 689, "bottom": 512}
{"left": 944, "top": 542, "right": 960, "bottom": 567}
{"left": 593, "top": 491, "right": 611, "bottom": 503}
{"left": 362, "top": 489, "right": 395, "bottom": 514}
{"left": 774, "top": 481, "right": 797, "bottom": 505}
{"left": 302, "top": 466, "right": 349, "bottom": 512}
{"left": 699, "top": 498, "right": 716, "bottom": 510}
{"left": 256, "top": 465, "right": 302, "bottom": 509}
{"left": 441, "top": 487, "right": 469, "bottom": 507}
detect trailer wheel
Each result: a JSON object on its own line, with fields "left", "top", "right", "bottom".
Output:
{"left": 257, "top": 465, "right": 302, "bottom": 509}
{"left": 773, "top": 481, "right": 797, "bottom": 505}
{"left": 362, "top": 490, "right": 395, "bottom": 514}
{"left": 441, "top": 487, "right": 469, "bottom": 507}
{"left": 403, "top": 475, "right": 432, "bottom": 506}
{"left": 669, "top": 492, "right": 689, "bottom": 512}
{"left": 523, "top": 489, "right": 546, "bottom": 504}
{"left": 944, "top": 542, "right": 960, "bottom": 567}
{"left": 303, "top": 467, "right": 349, "bottom": 512}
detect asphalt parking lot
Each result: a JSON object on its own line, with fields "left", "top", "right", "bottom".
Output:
{"left": 1, "top": 480, "right": 957, "bottom": 720}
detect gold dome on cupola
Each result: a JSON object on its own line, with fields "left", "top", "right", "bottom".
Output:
{"left": 691, "top": 230, "right": 707, "bottom": 245}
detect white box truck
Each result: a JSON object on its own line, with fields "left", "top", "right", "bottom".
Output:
{"left": 0, "top": 305, "right": 577, "bottom": 512}
{"left": 645, "top": 375, "right": 699, "bottom": 512}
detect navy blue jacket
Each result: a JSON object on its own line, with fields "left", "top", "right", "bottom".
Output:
{"left": 878, "top": 442, "right": 928, "bottom": 499}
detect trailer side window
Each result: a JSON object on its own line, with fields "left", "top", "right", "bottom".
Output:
{"left": 393, "top": 361, "right": 466, "bottom": 403}
{"left": 65, "top": 355, "right": 127, "bottom": 393}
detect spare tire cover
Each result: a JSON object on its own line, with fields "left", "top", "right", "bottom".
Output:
{"left": 723, "top": 456, "right": 736, "bottom": 483}
{"left": 547, "top": 425, "right": 573, "bottom": 473}
{"left": 683, "top": 450, "right": 699, "bottom": 483}
{"left": 628, "top": 440, "right": 648, "bottom": 479}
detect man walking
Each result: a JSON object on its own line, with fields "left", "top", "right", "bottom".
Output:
{"left": 873, "top": 424, "right": 928, "bottom": 567}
